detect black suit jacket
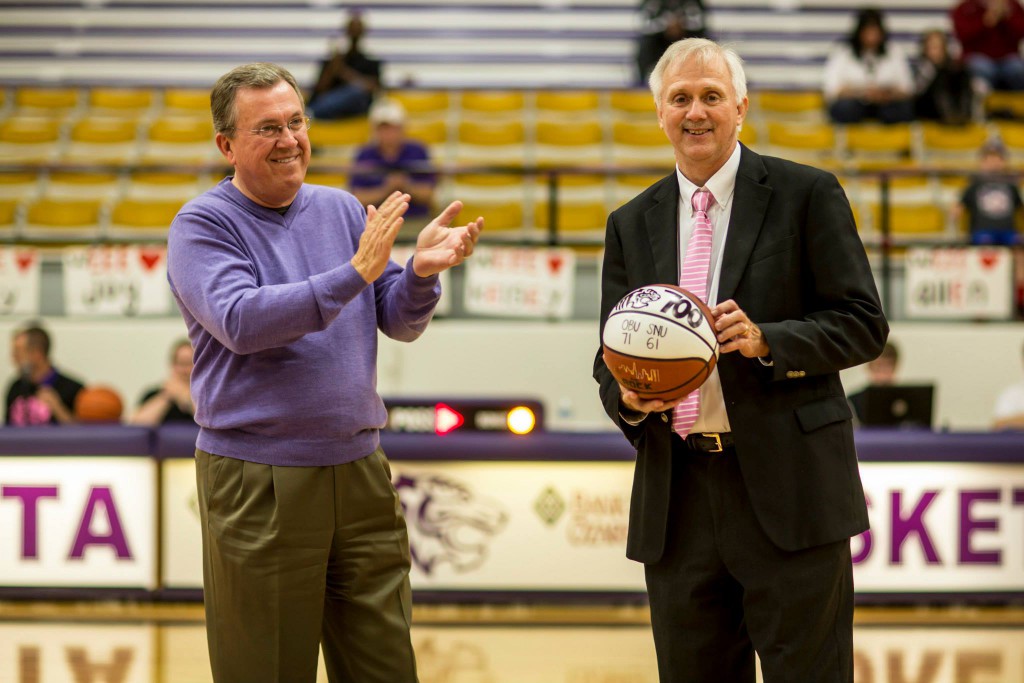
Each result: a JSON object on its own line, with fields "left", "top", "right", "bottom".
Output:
{"left": 594, "top": 145, "right": 889, "bottom": 563}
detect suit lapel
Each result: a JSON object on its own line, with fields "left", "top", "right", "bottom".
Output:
{"left": 642, "top": 174, "right": 681, "bottom": 285}
{"left": 718, "top": 145, "right": 772, "bottom": 302}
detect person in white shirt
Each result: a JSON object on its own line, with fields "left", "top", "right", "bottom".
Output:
{"left": 994, "top": 342, "right": 1024, "bottom": 429}
{"left": 823, "top": 8, "right": 915, "bottom": 124}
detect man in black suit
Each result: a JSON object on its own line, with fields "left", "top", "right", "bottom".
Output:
{"left": 594, "top": 38, "right": 888, "bottom": 682}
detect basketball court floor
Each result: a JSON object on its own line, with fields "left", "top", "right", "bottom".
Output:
{"left": 2, "top": 602, "right": 1022, "bottom": 682}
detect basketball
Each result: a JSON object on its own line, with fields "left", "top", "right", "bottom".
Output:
{"left": 602, "top": 284, "right": 719, "bottom": 401}
{"left": 74, "top": 386, "right": 124, "bottom": 423}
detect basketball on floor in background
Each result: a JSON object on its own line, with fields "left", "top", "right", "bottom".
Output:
{"left": 602, "top": 284, "right": 719, "bottom": 401}
{"left": 74, "top": 386, "right": 124, "bottom": 423}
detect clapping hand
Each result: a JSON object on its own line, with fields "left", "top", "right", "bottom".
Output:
{"left": 352, "top": 191, "right": 410, "bottom": 283}
{"left": 412, "top": 201, "right": 483, "bottom": 278}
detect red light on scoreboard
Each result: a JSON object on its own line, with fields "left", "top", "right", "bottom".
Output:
{"left": 434, "top": 403, "right": 465, "bottom": 436}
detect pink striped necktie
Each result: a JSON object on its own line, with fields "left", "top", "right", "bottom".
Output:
{"left": 672, "top": 188, "right": 715, "bottom": 437}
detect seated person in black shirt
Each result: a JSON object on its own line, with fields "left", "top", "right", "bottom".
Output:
{"left": 308, "top": 12, "right": 382, "bottom": 120}
{"left": 5, "top": 325, "right": 84, "bottom": 426}
{"left": 128, "top": 339, "right": 194, "bottom": 426}
{"left": 847, "top": 341, "right": 898, "bottom": 423}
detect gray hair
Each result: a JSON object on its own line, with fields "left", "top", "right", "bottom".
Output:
{"left": 210, "top": 63, "right": 305, "bottom": 136}
{"left": 648, "top": 38, "right": 748, "bottom": 106}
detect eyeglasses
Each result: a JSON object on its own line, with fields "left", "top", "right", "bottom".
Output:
{"left": 234, "top": 116, "right": 311, "bottom": 139}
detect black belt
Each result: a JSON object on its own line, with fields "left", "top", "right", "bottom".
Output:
{"left": 682, "top": 432, "right": 735, "bottom": 453}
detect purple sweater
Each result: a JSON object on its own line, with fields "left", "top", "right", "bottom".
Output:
{"left": 167, "top": 178, "right": 440, "bottom": 466}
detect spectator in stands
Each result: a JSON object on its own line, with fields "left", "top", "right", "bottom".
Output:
{"left": 307, "top": 12, "right": 381, "bottom": 120}
{"left": 847, "top": 340, "right": 899, "bottom": 423}
{"left": 913, "top": 29, "right": 977, "bottom": 125}
{"left": 993, "top": 341, "right": 1024, "bottom": 429}
{"left": 5, "top": 324, "right": 83, "bottom": 426}
{"left": 349, "top": 99, "right": 436, "bottom": 234}
{"left": 952, "top": 0, "right": 1024, "bottom": 93}
{"left": 128, "top": 339, "right": 194, "bottom": 426}
{"left": 168, "top": 62, "right": 481, "bottom": 682}
{"left": 953, "top": 137, "right": 1023, "bottom": 245}
{"left": 636, "top": 0, "right": 709, "bottom": 85}
{"left": 823, "top": 8, "right": 915, "bottom": 124}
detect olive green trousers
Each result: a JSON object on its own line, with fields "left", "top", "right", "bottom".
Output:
{"left": 195, "top": 447, "right": 418, "bottom": 683}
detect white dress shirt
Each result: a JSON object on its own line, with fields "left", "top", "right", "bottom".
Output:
{"left": 673, "top": 143, "right": 743, "bottom": 434}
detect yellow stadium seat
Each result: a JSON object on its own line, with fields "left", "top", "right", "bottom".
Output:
{"left": 870, "top": 203, "right": 949, "bottom": 237}
{"left": 534, "top": 120, "right": 605, "bottom": 167}
{"left": 765, "top": 121, "right": 836, "bottom": 166}
{"left": 986, "top": 91, "right": 1024, "bottom": 119}
{"left": 455, "top": 201, "right": 524, "bottom": 232}
{"left": 404, "top": 119, "right": 448, "bottom": 146}
{"left": 108, "top": 198, "right": 185, "bottom": 238}
{"left": 307, "top": 118, "right": 371, "bottom": 163}
{"left": 15, "top": 87, "right": 80, "bottom": 115}
{"left": 611, "top": 120, "right": 671, "bottom": 167}
{"left": 844, "top": 123, "right": 913, "bottom": 156}
{"left": 141, "top": 117, "right": 216, "bottom": 163}
{"left": 758, "top": 91, "right": 826, "bottom": 121}
{"left": 534, "top": 200, "right": 607, "bottom": 234}
{"left": 455, "top": 120, "right": 526, "bottom": 165}
{"left": 88, "top": 88, "right": 154, "bottom": 117}
{"left": 23, "top": 198, "right": 102, "bottom": 240}
{"left": 738, "top": 124, "right": 758, "bottom": 147}
{"left": 613, "top": 172, "right": 668, "bottom": 205}
{"left": 0, "top": 118, "right": 62, "bottom": 163}
{"left": 536, "top": 90, "right": 600, "bottom": 115}
{"left": 126, "top": 171, "right": 203, "bottom": 200}
{"left": 460, "top": 91, "right": 525, "bottom": 118}
{"left": 64, "top": 118, "right": 139, "bottom": 163}
{"left": 767, "top": 121, "right": 835, "bottom": 152}
{"left": 0, "top": 172, "right": 40, "bottom": 201}
{"left": 609, "top": 90, "right": 656, "bottom": 118}
{"left": 389, "top": 90, "right": 450, "bottom": 117}
{"left": 0, "top": 199, "right": 17, "bottom": 230}
{"left": 46, "top": 172, "right": 122, "bottom": 201}
{"left": 163, "top": 89, "right": 211, "bottom": 115}
{"left": 920, "top": 122, "right": 989, "bottom": 168}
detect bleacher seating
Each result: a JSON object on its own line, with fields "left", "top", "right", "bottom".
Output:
{"left": 0, "top": 0, "right": 1013, "bottom": 245}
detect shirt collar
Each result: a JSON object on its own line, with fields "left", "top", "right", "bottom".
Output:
{"left": 674, "top": 142, "right": 742, "bottom": 211}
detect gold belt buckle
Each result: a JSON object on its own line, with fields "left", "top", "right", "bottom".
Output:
{"left": 701, "top": 432, "right": 723, "bottom": 453}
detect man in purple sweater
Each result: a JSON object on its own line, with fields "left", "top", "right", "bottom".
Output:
{"left": 167, "top": 62, "right": 482, "bottom": 683}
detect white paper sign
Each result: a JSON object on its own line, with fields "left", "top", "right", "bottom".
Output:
{"left": 390, "top": 246, "right": 452, "bottom": 316}
{"left": 0, "top": 457, "right": 157, "bottom": 588}
{"left": 0, "top": 247, "right": 40, "bottom": 316}
{"left": 463, "top": 247, "right": 575, "bottom": 319}
{"left": 905, "top": 247, "right": 1014, "bottom": 319}
{"left": 62, "top": 246, "right": 171, "bottom": 316}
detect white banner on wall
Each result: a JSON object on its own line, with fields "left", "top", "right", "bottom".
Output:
{"left": 0, "top": 247, "right": 40, "bottom": 316}
{"left": 390, "top": 246, "right": 452, "bottom": 317}
{"left": 159, "top": 458, "right": 1024, "bottom": 595}
{"left": 463, "top": 247, "right": 575, "bottom": 319}
{"left": 852, "top": 462, "right": 1024, "bottom": 591}
{"left": 62, "top": 246, "right": 171, "bottom": 316}
{"left": 904, "top": 247, "right": 1014, "bottom": 320}
{"left": 0, "top": 457, "right": 157, "bottom": 588}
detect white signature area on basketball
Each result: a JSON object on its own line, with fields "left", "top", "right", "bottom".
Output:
{"left": 602, "top": 284, "right": 720, "bottom": 401}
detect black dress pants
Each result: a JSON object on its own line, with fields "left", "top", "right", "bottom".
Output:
{"left": 644, "top": 439, "right": 854, "bottom": 683}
